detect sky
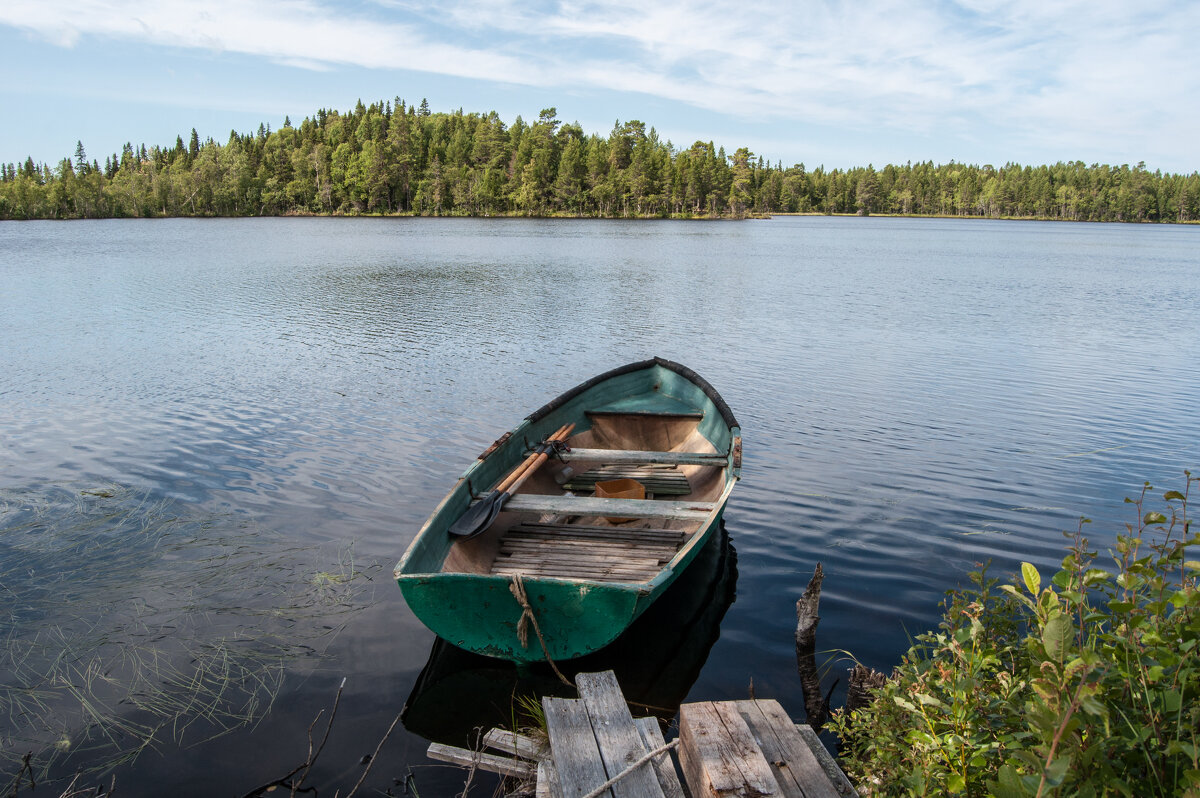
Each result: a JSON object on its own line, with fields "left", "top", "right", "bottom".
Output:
{"left": 1, "top": 0, "right": 1197, "bottom": 173}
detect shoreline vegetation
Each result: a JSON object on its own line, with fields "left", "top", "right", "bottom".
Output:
{"left": 2, "top": 99, "right": 1198, "bottom": 223}
{"left": 832, "top": 474, "right": 1199, "bottom": 797}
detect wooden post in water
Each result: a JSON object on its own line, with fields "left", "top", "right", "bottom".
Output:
{"left": 795, "top": 563, "right": 830, "bottom": 730}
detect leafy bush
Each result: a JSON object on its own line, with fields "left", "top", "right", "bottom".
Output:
{"left": 831, "top": 474, "right": 1200, "bottom": 797}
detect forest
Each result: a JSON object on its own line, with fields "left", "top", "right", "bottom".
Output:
{"left": 2, "top": 99, "right": 1198, "bottom": 222}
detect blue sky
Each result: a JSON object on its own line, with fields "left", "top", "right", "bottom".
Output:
{"left": 1, "top": 0, "right": 1197, "bottom": 173}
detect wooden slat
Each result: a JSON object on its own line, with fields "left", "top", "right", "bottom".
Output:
{"left": 498, "top": 540, "right": 673, "bottom": 557}
{"left": 565, "top": 466, "right": 692, "bottom": 496}
{"left": 495, "top": 562, "right": 667, "bottom": 577}
{"left": 635, "top": 717, "right": 686, "bottom": 798}
{"left": 494, "top": 558, "right": 664, "bottom": 575}
{"left": 500, "top": 537, "right": 678, "bottom": 555}
{"left": 514, "top": 523, "right": 689, "bottom": 542}
{"left": 503, "top": 539, "right": 680, "bottom": 557}
{"left": 543, "top": 696, "right": 612, "bottom": 798}
{"left": 496, "top": 550, "right": 668, "bottom": 566}
{"left": 734, "top": 700, "right": 841, "bottom": 798}
{"left": 483, "top": 728, "right": 547, "bottom": 761}
{"left": 576, "top": 671, "right": 666, "bottom": 798}
{"left": 679, "top": 701, "right": 782, "bottom": 798}
{"left": 426, "top": 742, "right": 537, "bottom": 779}
{"left": 794, "top": 724, "right": 859, "bottom": 797}
{"left": 562, "top": 448, "right": 726, "bottom": 467}
{"left": 537, "top": 758, "right": 562, "bottom": 798}
{"left": 494, "top": 559, "right": 667, "bottom": 578}
{"left": 502, "top": 494, "right": 715, "bottom": 521}
{"left": 497, "top": 554, "right": 670, "bottom": 569}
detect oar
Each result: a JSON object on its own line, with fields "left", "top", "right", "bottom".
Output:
{"left": 449, "top": 423, "right": 575, "bottom": 539}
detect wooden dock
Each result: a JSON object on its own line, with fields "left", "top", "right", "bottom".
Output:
{"left": 427, "top": 669, "right": 857, "bottom": 798}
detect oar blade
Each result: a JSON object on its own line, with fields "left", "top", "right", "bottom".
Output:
{"left": 448, "top": 490, "right": 508, "bottom": 538}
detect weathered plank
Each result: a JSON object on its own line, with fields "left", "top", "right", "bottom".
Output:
{"left": 426, "top": 742, "right": 537, "bottom": 779}
{"left": 543, "top": 696, "right": 612, "bottom": 798}
{"left": 561, "top": 448, "right": 725, "bottom": 467}
{"left": 679, "top": 701, "right": 782, "bottom": 798}
{"left": 494, "top": 559, "right": 666, "bottom": 576}
{"left": 538, "top": 758, "right": 563, "bottom": 798}
{"left": 734, "top": 700, "right": 841, "bottom": 798}
{"left": 494, "top": 553, "right": 664, "bottom": 568}
{"left": 565, "top": 467, "right": 692, "bottom": 495}
{"left": 503, "top": 494, "right": 714, "bottom": 521}
{"left": 793, "top": 724, "right": 859, "bottom": 798}
{"left": 518, "top": 522, "right": 690, "bottom": 540}
{"left": 504, "top": 533, "right": 680, "bottom": 549}
{"left": 497, "top": 557, "right": 669, "bottom": 573}
{"left": 635, "top": 717, "right": 686, "bottom": 798}
{"left": 492, "top": 564, "right": 661, "bottom": 581}
{"left": 492, "top": 565, "right": 660, "bottom": 583}
{"left": 500, "top": 538, "right": 677, "bottom": 556}
{"left": 575, "top": 671, "right": 666, "bottom": 798}
{"left": 483, "top": 728, "right": 548, "bottom": 761}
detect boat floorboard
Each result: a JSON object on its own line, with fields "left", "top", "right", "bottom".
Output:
{"left": 563, "top": 464, "right": 692, "bottom": 496}
{"left": 490, "top": 521, "right": 687, "bottom": 583}
{"left": 500, "top": 494, "right": 714, "bottom": 521}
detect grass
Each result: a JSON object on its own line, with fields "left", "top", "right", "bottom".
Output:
{"left": 0, "top": 482, "right": 380, "bottom": 788}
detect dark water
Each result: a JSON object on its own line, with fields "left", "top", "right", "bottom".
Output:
{"left": 2, "top": 217, "right": 1198, "bottom": 794}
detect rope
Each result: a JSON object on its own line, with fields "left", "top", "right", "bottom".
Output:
{"left": 579, "top": 739, "right": 680, "bottom": 798}
{"left": 509, "top": 574, "right": 573, "bottom": 686}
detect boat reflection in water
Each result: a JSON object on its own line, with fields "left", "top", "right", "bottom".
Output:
{"left": 401, "top": 522, "right": 737, "bottom": 747}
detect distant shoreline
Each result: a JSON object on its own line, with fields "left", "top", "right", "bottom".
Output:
{"left": 4, "top": 211, "right": 1196, "bottom": 225}
{"left": 3, "top": 100, "right": 1196, "bottom": 224}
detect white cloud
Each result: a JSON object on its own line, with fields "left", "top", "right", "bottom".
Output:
{"left": 2, "top": 0, "right": 1197, "bottom": 167}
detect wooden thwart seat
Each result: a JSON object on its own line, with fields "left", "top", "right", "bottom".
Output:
{"left": 560, "top": 448, "right": 726, "bottom": 467}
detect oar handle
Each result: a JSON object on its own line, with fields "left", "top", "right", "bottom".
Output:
{"left": 494, "top": 423, "right": 573, "bottom": 494}
{"left": 504, "top": 423, "right": 576, "bottom": 496}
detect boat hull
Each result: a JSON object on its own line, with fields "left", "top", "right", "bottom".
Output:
{"left": 398, "top": 500, "right": 728, "bottom": 662}
{"left": 395, "top": 358, "right": 740, "bottom": 663}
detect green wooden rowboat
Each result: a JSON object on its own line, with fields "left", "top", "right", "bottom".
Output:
{"left": 394, "top": 357, "right": 741, "bottom": 663}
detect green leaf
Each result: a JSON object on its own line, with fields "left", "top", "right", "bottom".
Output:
{"left": 1022, "top": 562, "right": 1041, "bottom": 595}
{"left": 1043, "top": 756, "right": 1071, "bottom": 788}
{"left": 1143, "top": 511, "right": 1168, "bottom": 525}
{"left": 1042, "top": 612, "right": 1070, "bottom": 661}
{"left": 1079, "top": 694, "right": 1107, "bottom": 718}
{"left": 1164, "top": 490, "right": 1186, "bottom": 501}
{"left": 916, "top": 692, "right": 947, "bottom": 709}
{"left": 1184, "top": 560, "right": 1200, "bottom": 572}
{"left": 989, "top": 765, "right": 1031, "bottom": 798}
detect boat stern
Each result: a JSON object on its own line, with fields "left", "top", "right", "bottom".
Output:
{"left": 396, "top": 571, "right": 644, "bottom": 663}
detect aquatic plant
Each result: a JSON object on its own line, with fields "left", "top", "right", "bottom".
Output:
{"left": 830, "top": 473, "right": 1200, "bottom": 797}
{"left": 0, "top": 483, "right": 379, "bottom": 787}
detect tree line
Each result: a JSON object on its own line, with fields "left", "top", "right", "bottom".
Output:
{"left": 2, "top": 99, "right": 1197, "bottom": 222}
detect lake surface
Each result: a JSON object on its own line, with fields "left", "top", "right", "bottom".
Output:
{"left": 2, "top": 216, "right": 1198, "bottom": 794}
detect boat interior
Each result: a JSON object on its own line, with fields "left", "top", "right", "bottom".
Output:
{"left": 444, "top": 409, "right": 730, "bottom": 584}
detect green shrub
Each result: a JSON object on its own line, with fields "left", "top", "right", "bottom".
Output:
{"left": 831, "top": 474, "right": 1200, "bottom": 797}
